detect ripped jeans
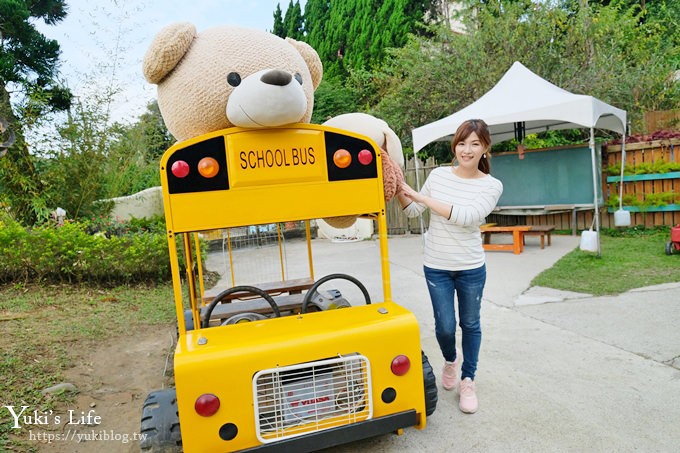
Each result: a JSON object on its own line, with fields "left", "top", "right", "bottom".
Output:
{"left": 423, "top": 264, "right": 486, "bottom": 380}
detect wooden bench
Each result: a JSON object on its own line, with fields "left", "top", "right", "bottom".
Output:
{"left": 202, "top": 277, "right": 315, "bottom": 304}
{"left": 480, "top": 225, "right": 531, "bottom": 254}
{"left": 523, "top": 225, "right": 556, "bottom": 249}
{"left": 206, "top": 293, "right": 306, "bottom": 322}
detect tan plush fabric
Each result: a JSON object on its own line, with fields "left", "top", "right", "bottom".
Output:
{"left": 285, "top": 38, "right": 323, "bottom": 89}
{"left": 382, "top": 151, "right": 404, "bottom": 201}
{"left": 322, "top": 113, "right": 405, "bottom": 228}
{"left": 142, "top": 22, "right": 196, "bottom": 84}
{"left": 143, "top": 24, "right": 322, "bottom": 142}
{"left": 323, "top": 113, "right": 404, "bottom": 167}
{"left": 324, "top": 215, "right": 362, "bottom": 229}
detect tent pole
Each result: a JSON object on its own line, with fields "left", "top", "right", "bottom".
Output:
{"left": 619, "top": 120, "right": 628, "bottom": 213}
{"left": 413, "top": 151, "right": 425, "bottom": 240}
{"left": 589, "top": 127, "right": 601, "bottom": 257}
{"left": 619, "top": 138, "right": 626, "bottom": 211}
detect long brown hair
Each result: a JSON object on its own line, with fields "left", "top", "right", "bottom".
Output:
{"left": 451, "top": 119, "right": 492, "bottom": 174}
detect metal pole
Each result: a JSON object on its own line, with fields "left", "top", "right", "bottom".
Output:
{"left": 589, "top": 127, "right": 601, "bottom": 257}
{"left": 413, "top": 153, "right": 426, "bottom": 241}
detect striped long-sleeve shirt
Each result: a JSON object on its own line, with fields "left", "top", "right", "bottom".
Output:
{"left": 403, "top": 166, "right": 503, "bottom": 271}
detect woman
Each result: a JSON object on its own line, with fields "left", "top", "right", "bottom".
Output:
{"left": 398, "top": 119, "right": 503, "bottom": 414}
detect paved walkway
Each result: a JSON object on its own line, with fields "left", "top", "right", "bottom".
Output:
{"left": 207, "top": 234, "right": 680, "bottom": 452}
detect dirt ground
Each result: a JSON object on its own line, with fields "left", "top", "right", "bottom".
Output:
{"left": 36, "top": 324, "right": 175, "bottom": 453}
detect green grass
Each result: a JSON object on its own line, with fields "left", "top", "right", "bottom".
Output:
{"left": 0, "top": 283, "right": 176, "bottom": 452}
{"left": 532, "top": 227, "right": 680, "bottom": 295}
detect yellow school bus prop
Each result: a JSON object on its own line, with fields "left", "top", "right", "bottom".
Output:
{"left": 140, "top": 123, "right": 437, "bottom": 452}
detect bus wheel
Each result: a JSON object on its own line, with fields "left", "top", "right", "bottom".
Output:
{"left": 140, "top": 389, "right": 182, "bottom": 452}
{"left": 422, "top": 351, "right": 438, "bottom": 416}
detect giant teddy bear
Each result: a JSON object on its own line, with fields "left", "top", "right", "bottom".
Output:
{"left": 142, "top": 24, "right": 404, "bottom": 228}
{"left": 142, "top": 23, "right": 322, "bottom": 141}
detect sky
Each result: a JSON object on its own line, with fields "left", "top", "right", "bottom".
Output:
{"left": 36, "top": 0, "right": 303, "bottom": 124}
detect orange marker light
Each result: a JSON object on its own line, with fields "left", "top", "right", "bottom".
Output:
{"left": 333, "top": 149, "right": 352, "bottom": 169}
{"left": 198, "top": 157, "right": 220, "bottom": 178}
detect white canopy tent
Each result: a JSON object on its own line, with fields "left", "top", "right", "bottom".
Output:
{"left": 411, "top": 61, "right": 629, "bottom": 255}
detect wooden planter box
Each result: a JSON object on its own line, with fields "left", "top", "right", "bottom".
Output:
{"left": 604, "top": 138, "right": 680, "bottom": 226}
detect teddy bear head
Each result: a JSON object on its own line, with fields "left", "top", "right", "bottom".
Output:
{"left": 143, "top": 23, "right": 323, "bottom": 142}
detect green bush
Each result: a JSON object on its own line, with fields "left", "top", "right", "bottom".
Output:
{"left": 0, "top": 215, "right": 173, "bottom": 285}
{"left": 606, "top": 160, "right": 680, "bottom": 176}
{"left": 84, "top": 214, "right": 167, "bottom": 237}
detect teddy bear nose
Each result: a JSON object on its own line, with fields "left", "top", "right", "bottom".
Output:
{"left": 260, "top": 70, "right": 293, "bottom": 86}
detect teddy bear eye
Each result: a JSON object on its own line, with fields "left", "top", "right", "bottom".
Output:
{"left": 227, "top": 72, "right": 241, "bottom": 87}
{"left": 294, "top": 73, "right": 303, "bottom": 85}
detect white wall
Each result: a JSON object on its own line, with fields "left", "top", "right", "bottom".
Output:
{"left": 108, "top": 186, "right": 164, "bottom": 221}
{"left": 316, "top": 218, "right": 373, "bottom": 241}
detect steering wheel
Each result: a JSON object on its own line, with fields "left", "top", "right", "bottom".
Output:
{"left": 201, "top": 285, "right": 281, "bottom": 328}
{"left": 300, "top": 273, "right": 371, "bottom": 314}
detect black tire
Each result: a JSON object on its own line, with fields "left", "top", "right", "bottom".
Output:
{"left": 175, "top": 310, "right": 194, "bottom": 341}
{"left": 140, "top": 389, "right": 182, "bottom": 452}
{"left": 421, "top": 351, "right": 438, "bottom": 416}
{"left": 666, "top": 241, "right": 674, "bottom": 256}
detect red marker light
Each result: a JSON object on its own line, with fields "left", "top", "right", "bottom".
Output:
{"left": 195, "top": 393, "right": 220, "bottom": 416}
{"left": 171, "top": 160, "right": 190, "bottom": 178}
{"left": 333, "top": 149, "right": 352, "bottom": 169}
{"left": 358, "top": 149, "right": 373, "bottom": 165}
{"left": 198, "top": 157, "right": 220, "bottom": 178}
{"left": 390, "top": 355, "right": 411, "bottom": 376}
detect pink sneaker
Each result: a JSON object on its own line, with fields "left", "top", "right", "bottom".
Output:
{"left": 458, "top": 377, "right": 478, "bottom": 414}
{"left": 441, "top": 355, "right": 460, "bottom": 391}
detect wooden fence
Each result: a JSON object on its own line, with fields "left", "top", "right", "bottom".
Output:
{"left": 603, "top": 138, "right": 680, "bottom": 228}
{"left": 644, "top": 110, "right": 680, "bottom": 134}
{"left": 385, "top": 145, "right": 680, "bottom": 235}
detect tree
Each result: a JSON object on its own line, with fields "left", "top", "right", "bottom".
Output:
{"left": 38, "top": 98, "right": 112, "bottom": 220}
{"left": 0, "top": 0, "right": 72, "bottom": 224}
{"left": 310, "top": 79, "right": 360, "bottom": 123}
{"left": 302, "top": 0, "right": 331, "bottom": 55}
{"left": 97, "top": 101, "right": 169, "bottom": 201}
{"left": 282, "top": 0, "right": 304, "bottom": 40}
{"left": 302, "top": 0, "right": 440, "bottom": 80}
{"left": 38, "top": 99, "right": 169, "bottom": 220}
{"left": 364, "top": 0, "right": 679, "bottom": 160}
{"left": 273, "top": 3, "right": 285, "bottom": 37}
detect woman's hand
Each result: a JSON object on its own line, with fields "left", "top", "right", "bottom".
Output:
{"left": 399, "top": 182, "right": 453, "bottom": 220}
{"left": 400, "top": 182, "right": 424, "bottom": 203}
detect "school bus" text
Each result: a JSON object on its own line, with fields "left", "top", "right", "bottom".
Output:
{"left": 239, "top": 147, "right": 316, "bottom": 170}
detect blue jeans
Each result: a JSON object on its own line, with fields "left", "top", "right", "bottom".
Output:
{"left": 423, "top": 264, "right": 486, "bottom": 380}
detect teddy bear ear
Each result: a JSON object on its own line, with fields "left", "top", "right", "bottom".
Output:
{"left": 143, "top": 22, "right": 197, "bottom": 84}
{"left": 285, "top": 37, "right": 323, "bottom": 90}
